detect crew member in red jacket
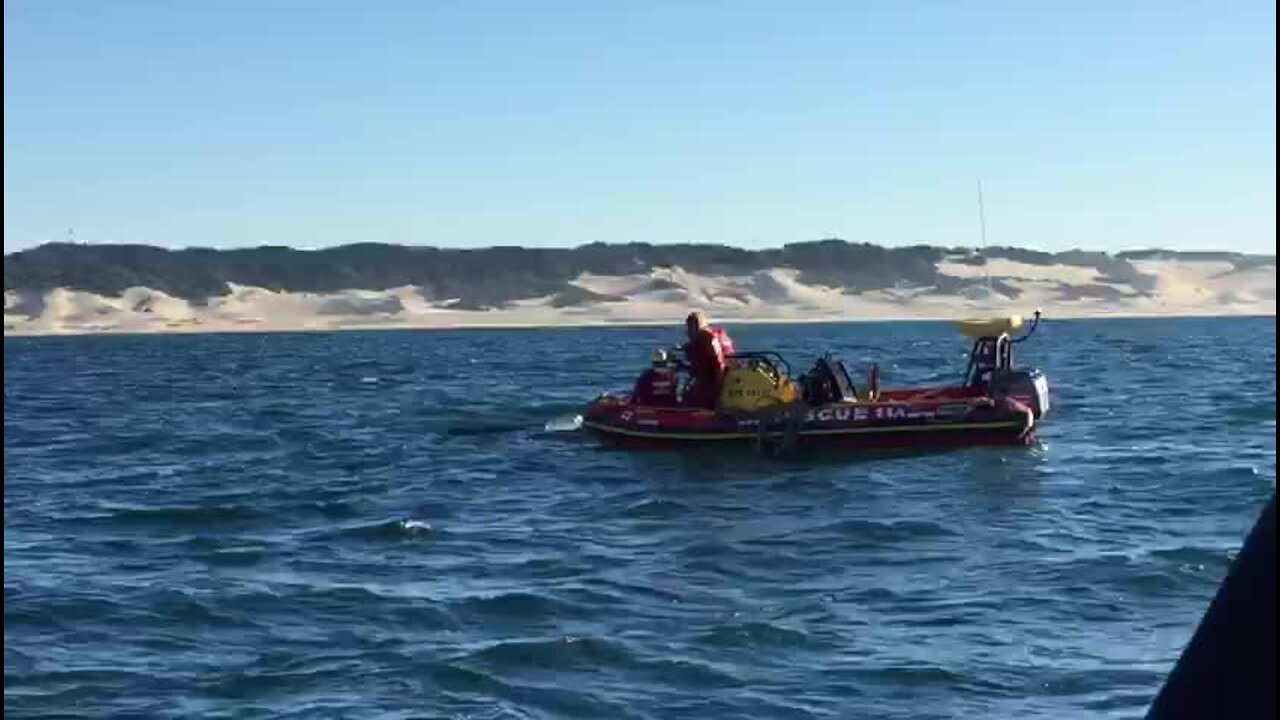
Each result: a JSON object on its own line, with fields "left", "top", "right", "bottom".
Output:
{"left": 632, "top": 349, "right": 680, "bottom": 407}
{"left": 681, "top": 312, "right": 735, "bottom": 408}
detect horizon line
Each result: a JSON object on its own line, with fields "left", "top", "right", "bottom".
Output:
{"left": 6, "top": 238, "right": 1276, "bottom": 259}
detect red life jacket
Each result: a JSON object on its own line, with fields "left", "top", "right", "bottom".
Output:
{"left": 711, "top": 327, "right": 736, "bottom": 358}
{"left": 680, "top": 326, "right": 734, "bottom": 408}
{"left": 686, "top": 328, "right": 725, "bottom": 383}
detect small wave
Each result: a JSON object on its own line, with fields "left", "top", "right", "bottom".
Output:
{"left": 543, "top": 413, "right": 583, "bottom": 432}
{"left": 92, "top": 503, "right": 263, "bottom": 529}
{"left": 1149, "top": 545, "right": 1233, "bottom": 571}
{"left": 850, "top": 586, "right": 905, "bottom": 603}
{"left": 425, "top": 662, "right": 505, "bottom": 693}
{"left": 1041, "top": 668, "right": 1166, "bottom": 697}
{"left": 1082, "top": 689, "right": 1164, "bottom": 712}
{"left": 148, "top": 588, "right": 250, "bottom": 628}
{"left": 499, "top": 556, "right": 600, "bottom": 581}
{"left": 5, "top": 593, "right": 126, "bottom": 628}
{"left": 553, "top": 584, "right": 628, "bottom": 609}
{"left": 591, "top": 578, "right": 688, "bottom": 605}
{"left": 1126, "top": 568, "right": 1196, "bottom": 595}
{"left": 452, "top": 591, "right": 592, "bottom": 623}
{"left": 332, "top": 518, "right": 434, "bottom": 542}
{"left": 770, "top": 518, "right": 958, "bottom": 546}
{"left": 199, "top": 545, "right": 269, "bottom": 568}
{"left": 620, "top": 497, "right": 692, "bottom": 519}
{"left": 1035, "top": 553, "right": 1213, "bottom": 598}
{"left": 696, "top": 620, "right": 812, "bottom": 649}
{"left": 426, "top": 661, "right": 641, "bottom": 719}
{"left": 204, "top": 661, "right": 355, "bottom": 701}
{"left": 835, "top": 663, "right": 980, "bottom": 689}
{"left": 5, "top": 667, "right": 153, "bottom": 691}
{"left": 436, "top": 402, "right": 587, "bottom": 437}
{"left": 1226, "top": 403, "right": 1277, "bottom": 423}
{"left": 4, "top": 647, "right": 36, "bottom": 673}
{"left": 640, "top": 656, "right": 745, "bottom": 689}
{"left": 678, "top": 539, "right": 739, "bottom": 559}
{"left": 308, "top": 500, "right": 360, "bottom": 519}
{"left": 444, "top": 421, "right": 534, "bottom": 437}
{"left": 468, "top": 635, "right": 635, "bottom": 671}
{"left": 266, "top": 585, "right": 458, "bottom": 630}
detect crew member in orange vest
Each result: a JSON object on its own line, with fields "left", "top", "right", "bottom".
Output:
{"left": 681, "top": 312, "right": 736, "bottom": 408}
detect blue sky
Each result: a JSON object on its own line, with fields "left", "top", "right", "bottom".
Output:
{"left": 4, "top": 1, "right": 1275, "bottom": 254}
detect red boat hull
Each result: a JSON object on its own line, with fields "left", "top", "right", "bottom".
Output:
{"left": 582, "top": 390, "right": 1036, "bottom": 452}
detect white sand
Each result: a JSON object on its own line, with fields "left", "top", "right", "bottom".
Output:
{"left": 4, "top": 258, "right": 1274, "bottom": 336}
{"left": 937, "top": 259, "right": 1105, "bottom": 285}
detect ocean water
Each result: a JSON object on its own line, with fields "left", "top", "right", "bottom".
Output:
{"left": 4, "top": 317, "right": 1276, "bottom": 719}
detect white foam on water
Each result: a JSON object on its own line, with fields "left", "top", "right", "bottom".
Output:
{"left": 544, "top": 414, "right": 584, "bottom": 432}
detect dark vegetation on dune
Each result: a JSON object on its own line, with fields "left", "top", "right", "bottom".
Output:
{"left": 5, "top": 240, "right": 1274, "bottom": 310}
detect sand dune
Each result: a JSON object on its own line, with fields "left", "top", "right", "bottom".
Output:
{"left": 4, "top": 257, "right": 1274, "bottom": 335}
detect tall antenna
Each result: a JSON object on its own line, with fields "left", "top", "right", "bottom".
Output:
{"left": 978, "top": 182, "right": 991, "bottom": 296}
{"left": 977, "top": 182, "right": 987, "bottom": 248}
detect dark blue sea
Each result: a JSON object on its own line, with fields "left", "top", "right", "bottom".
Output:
{"left": 5, "top": 317, "right": 1276, "bottom": 719}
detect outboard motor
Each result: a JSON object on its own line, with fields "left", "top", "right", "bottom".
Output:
{"left": 990, "top": 368, "right": 1050, "bottom": 420}
{"left": 961, "top": 310, "right": 1050, "bottom": 420}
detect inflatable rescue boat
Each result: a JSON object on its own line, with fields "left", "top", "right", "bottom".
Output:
{"left": 582, "top": 312, "right": 1050, "bottom": 452}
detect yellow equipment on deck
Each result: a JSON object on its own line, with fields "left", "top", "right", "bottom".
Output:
{"left": 718, "top": 361, "right": 798, "bottom": 412}
{"left": 955, "top": 315, "right": 1024, "bottom": 338}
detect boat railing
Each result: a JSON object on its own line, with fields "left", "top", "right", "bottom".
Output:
{"left": 725, "top": 351, "right": 792, "bottom": 379}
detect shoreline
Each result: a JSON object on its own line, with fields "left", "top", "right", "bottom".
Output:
{"left": 7, "top": 256, "right": 1275, "bottom": 338}
{"left": 5, "top": 308, "right": 1275, "bottom": 338}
